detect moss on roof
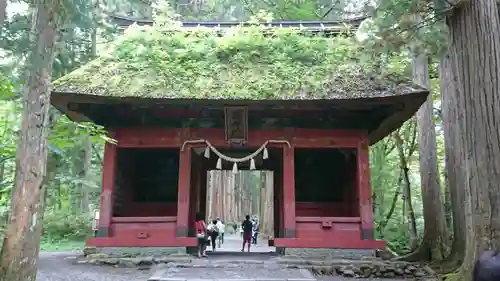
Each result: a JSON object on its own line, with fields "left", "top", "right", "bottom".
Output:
{"left": 52, "top": 23, "right": 417, "bottom": 100}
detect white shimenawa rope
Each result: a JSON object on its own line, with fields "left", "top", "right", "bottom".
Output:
{"left": 181, "top": 139, "right": 291, "bottom": 172}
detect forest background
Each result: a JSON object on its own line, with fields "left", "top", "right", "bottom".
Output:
{"left": 0, "top": 0, "right": 452, "bottom": 253}
{"left": 1, "top": 1, "right": 498, "bottom": 281}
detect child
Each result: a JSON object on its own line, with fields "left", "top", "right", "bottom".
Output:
{"left": 216, "top": 219, "right": 225, "bottom": 247}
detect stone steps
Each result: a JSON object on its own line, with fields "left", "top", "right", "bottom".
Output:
{"left": 148, "top": 264, "right": 317, "bottom": 281}
{"left": 148, "top": 276, "right": 317, "bottom": 281}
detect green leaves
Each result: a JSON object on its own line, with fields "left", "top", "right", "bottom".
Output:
{"left": 0, "top": 74, "right": 14, "bottom": 101}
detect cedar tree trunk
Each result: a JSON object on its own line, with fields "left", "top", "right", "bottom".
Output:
{"left": 410, "top": 55, "right": 448, "bottom": 261}
{"left": 447, "top": 0, "right": 500, "bottom": 280}
{"left": 0, "top": 0, "right": 6, "bottom": 33}
{"left": 0, "top": 0, "right": 60, "bottom": 280}
{"left": 440, "top": 53, "right": 465, "bottom": 263}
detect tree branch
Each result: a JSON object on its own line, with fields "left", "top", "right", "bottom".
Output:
{"left": 321, "top": 0, "right": 342, "bottom": 19}
{"left": 91, "top": 144, "right": 103, "bottom": 166}
{"left": 378, "top": 173, "right": 402, "bottom": 232}
{"left": 0, "top": 156, "right": 14, "bottom": 164}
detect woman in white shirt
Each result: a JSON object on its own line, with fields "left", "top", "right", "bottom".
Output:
{"left": 216, "top": 219, "right": 225, "bottom": 247}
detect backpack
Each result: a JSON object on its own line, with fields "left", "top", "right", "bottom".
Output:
{"left": 209, "top": 224, "right": 219, "bottom": 233}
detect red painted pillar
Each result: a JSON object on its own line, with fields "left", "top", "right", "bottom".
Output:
{"left": 188, "top": 154, "right": 199, "bottom": 235}
{"left": 358, "top": 136, "right": 373, "bottom": 240}
{"left": 176, "top": 144, "right": 191, "bottom": 237}
{"left": 97, "top": 140, "right": 117, "bottom": 237}
{"left": 195, "top": 159, "right": 202, "bottom": 214}
{"left": 282, "top": 145, "right": 296, "bottom": 238}
{"left": 200, "top": 161, "right": 208, "bottom": 220}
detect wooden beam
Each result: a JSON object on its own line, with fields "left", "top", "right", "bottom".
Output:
{"left": 357, "top": 135, "right": 373, "bottom": 240}
{"left": 106, "top": 13, "right": 367, "bottom": 33}
{"left": 86, "top": 237, "right": 197, "bottom": 247}
{"left": 175, "top": 129, "right": 192, "bottom": 237}
{"left": 282, "top": 140, "right": 296, "bottom": 238}
{"left": 274, "top": 238, "right": 385, "bottom": 249}
{"left": 114, "top": 128, "right": 364, "bottom": 148}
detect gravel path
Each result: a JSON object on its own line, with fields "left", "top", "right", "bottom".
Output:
{"left": 37, "top": 252, "right": 152, "bottom": 281}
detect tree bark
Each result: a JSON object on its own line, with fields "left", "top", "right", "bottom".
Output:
{"left": 0, "top": 0, "right": 60, "bottom": 280}
{"left": 0, "top": 0, "right": 6, "bottom": 35}
{"left": 440, "top": 53, "right": 465, "bottom": 264}
{"left": 447, "top": 1, "right": 500, "bottom": 279}
{"left": 443, "top": 171, "right": 453, "bottom": 231}
{"left": 406, "top": 55, "right": 448, "bottom": 261}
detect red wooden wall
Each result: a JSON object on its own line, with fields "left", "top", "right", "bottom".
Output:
{"left": 295, "top": 202, "right": 359, "bottom": 217}
{"left": 88, "top": 127, "right": 383, "bottom": 249}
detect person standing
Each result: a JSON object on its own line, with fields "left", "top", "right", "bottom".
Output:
{"left": 252, "top": 218, "right": 260, "bottom": 245}
{"left": 194, "top": 213, "right": 208, "bottom": 258}
{"left": 216, "top": 218, "right": 225, "bottom": 247}
{"left": 241, "top": 215, "right": 253, "bottom": 252}
{"left": 207, "top": 219, "right": 219, "bottom": 252}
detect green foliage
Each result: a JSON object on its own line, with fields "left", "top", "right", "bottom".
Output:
{"left": 0, "top": 0, "right": 447, "bottom": 253}
{"left": 359, "top": 0, "right": 448, "bottom": 56}
{"left": 40, "top": 239, "right": 85, "bottom": 252}
{"left": 0, "top": 75, "right": 15, "bottom": 100}
{"left": 42, "top": 209, "right": 94, "bottom": 241}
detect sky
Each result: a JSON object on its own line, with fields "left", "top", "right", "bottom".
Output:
{"left": 6, "top": 1, "right": 29, "bottom": 19}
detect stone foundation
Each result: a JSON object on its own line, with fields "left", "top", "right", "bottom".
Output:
{"left": 84, "top": 247, "right": 188, "bottom": 258}
{"left": 81, "top": 253, "right": 436, "bottom": 279}
{"left": 284, "top": 248, "right": 375, "bottom": 260}
{"left": 282, "top": 259, "right": 436, "bottom": 279}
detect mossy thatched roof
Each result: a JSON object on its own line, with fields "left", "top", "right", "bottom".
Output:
{"left": 52, "top": 23, "right": 425, "bottom": 101}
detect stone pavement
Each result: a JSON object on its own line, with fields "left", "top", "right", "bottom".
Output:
{"left": 207, "top": 233, "right": 275, "bottom": 253}
{"left": 149, "top": 234, "right": 309, "bottom": 281}
{"left": 148, "top": 261, "right": 316, "bottom": 281}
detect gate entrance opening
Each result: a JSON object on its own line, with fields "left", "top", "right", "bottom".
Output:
{"left": 188, "top": 147, "right": 280, "bottom": 253}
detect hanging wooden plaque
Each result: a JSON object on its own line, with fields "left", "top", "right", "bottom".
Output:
{"left": 224, "top": 106, "right": 248, "bottom": 144}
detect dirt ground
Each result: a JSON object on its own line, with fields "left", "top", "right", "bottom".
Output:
{"left": 37, "top": 252, "right": 152, "bottom": 281}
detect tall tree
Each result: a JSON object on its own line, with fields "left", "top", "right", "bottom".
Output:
{"left": 447, "top": 0, "right": 500, "bottom": 280}
{"left": 412, "top": 55, "right": 448, "bottom": 260}
{"left": 0, "top": 0, "right": 61, "bottom": 280}
{"left": 408, "top": 55, "right": 448, "bottom": 261}
{"left": 440, "top": 52, "right": 465, "bottom": 264}
{"left": 0, "top": 0, "right": 6, "bottom": 32}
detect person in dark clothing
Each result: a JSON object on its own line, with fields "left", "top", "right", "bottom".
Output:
{"left": 241, "top": 215, "right": 253, "bottom": 252}
{"left": 473, "top": 251, "right": 500, "bottom": 281}
{"left": 207, "top": 219, "right": 219, "bottom": 252}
